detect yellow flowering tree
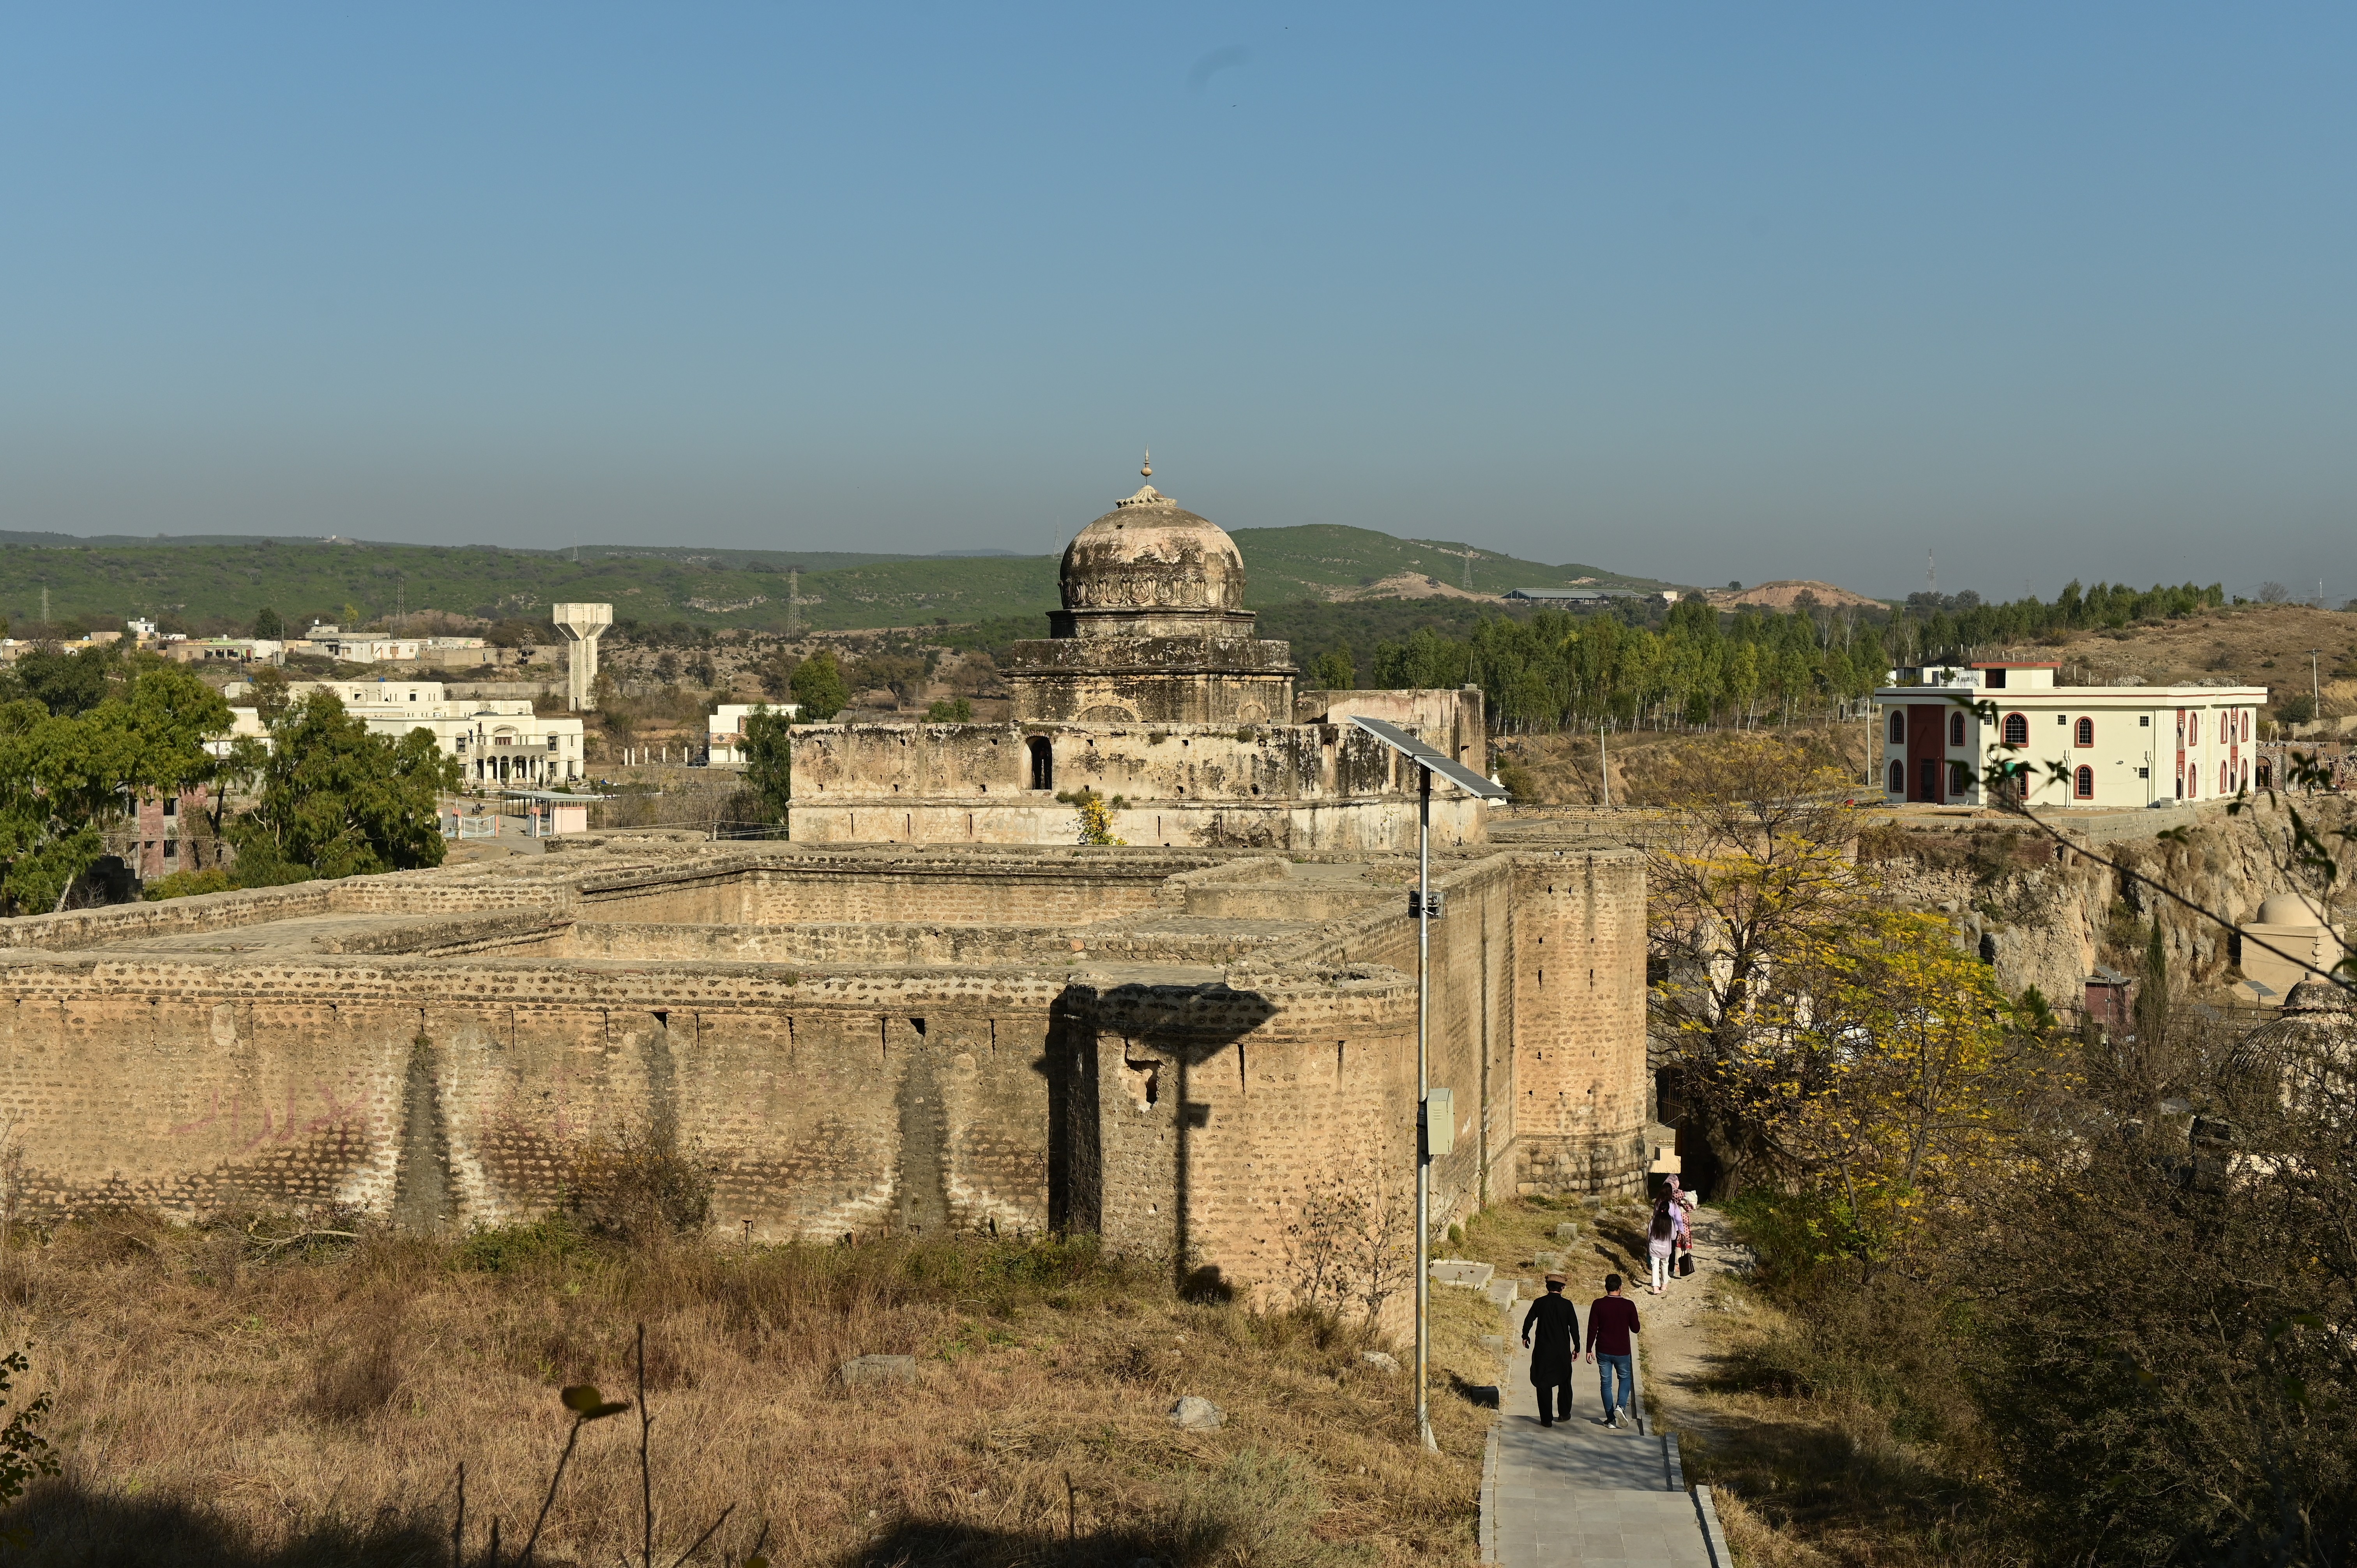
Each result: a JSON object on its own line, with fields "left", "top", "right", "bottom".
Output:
{"left": 1730, "top": 908, "right": 2058, "bottom": 1275}
{"left": 1648, "top": 737, "right": 1876, "bottom": 1192}
{"left": 1055, "top": 787, "right": 1126, "bottom": 847}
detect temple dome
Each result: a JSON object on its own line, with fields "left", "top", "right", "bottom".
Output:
{"left": 1059, "top": 486, "right": 1247, "bottom": 616}
{"left": 2257, "top": 892, "right": 2329, "bottom": 927}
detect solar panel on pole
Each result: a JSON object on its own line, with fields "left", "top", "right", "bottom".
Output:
{"left": 1348, "top": 715, "right": 1504, "bottom": 1451}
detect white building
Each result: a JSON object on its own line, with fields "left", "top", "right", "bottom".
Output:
{"left": 1876, "top": 662, "right": 2266, "bottom": 809}
{"left": 290, "top": 625, "right": 484, "bottom": 662}
{"left": 706, "top": 702, "right": 798, "bottom": 764}
{"left": 223, "top": 679, "right": 588, "bottom": 784}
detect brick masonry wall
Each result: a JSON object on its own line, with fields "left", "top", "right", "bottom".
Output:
{"left": 1281, "top": 848, "right": 1650, "bottom": 1206}
{"left": 788, "top": 722, "right": 1490, "bottom": 853}
{"left": 787, "top": 796, "right": 1486, "bottom": 854}
{"left": 1075, "top": 969, "right": 1420, "bottom": 1333}
{"left": 1505, "top": 853, "right": 1649, "bottom": 1196}
{"left": 0, "top": 842, "right": 1649, "bottom": 1313}
{"left": 0, "top": 959, "right": 1066, "bottom": 1241}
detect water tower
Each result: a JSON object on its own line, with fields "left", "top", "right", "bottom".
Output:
{"left": 552, "top": 603, "right": 612, "bottom": 712}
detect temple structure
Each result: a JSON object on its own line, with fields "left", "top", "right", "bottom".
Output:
{"left": 786, "top": 466, "right": 1489, "bottom": 851}
{"left": 1000, "top": 480, "right": 1299, "bottom": 726}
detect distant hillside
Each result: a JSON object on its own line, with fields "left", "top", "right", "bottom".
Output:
{"left": 1227, "top": 525, "right": 1665, "bottom": 600}
{"left": 0, "top": 524, "right": 1662, "bottom": 636}
{"left": 1703, "top": 579, "right": 1885, "bottom": 612}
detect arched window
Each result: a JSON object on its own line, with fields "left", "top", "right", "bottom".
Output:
{"left": 2002, "top": 712, "right": 2029, "bottom": 747}
{"left": 1949, "top": 760, "right": 1972, "bottom": 796}
{"left": 1027, "top": 736, "right": 1054, "bottom": 791}
{"left": 1887, "top": 710, "right": 1905, "bottom": 744}
{"left": 2075, "top": 765, "right": 2094, "bottom": 799}
{"left": 2189, "top": 713, "right": 2200, "bottom": 745}
{"left": 1949, "top": 712, "right": 1966, "bottom": 747}
{"left": 2220, "top": 760, "right": 2229, "bottom": 795}
{"left": 1887, "top": 760, "right": 1904, "bottom": 795}
{"left": 2075, "top": 717, "right": 2094, "bottom": 747}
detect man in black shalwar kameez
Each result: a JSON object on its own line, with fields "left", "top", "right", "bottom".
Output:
{"left": 1520, "top": 1271, "right": 1581, "bottom": 1426}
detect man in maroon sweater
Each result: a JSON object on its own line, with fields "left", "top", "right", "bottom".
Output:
{"left": 1584, "top": 1273, "right": 1640, "bottom": 1429}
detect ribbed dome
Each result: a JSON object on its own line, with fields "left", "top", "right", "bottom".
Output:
{"left": 1059, "top": 486, "right": 1246, "bottom": 616}
{"left": 2283, "top": 979, "right": 2353, "bottom": 1012}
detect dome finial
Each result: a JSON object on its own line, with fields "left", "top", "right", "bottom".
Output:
{"left": 1141, "top": 447, "right": 1152, "bottom": 480}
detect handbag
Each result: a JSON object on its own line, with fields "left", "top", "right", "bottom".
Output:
{"left": 1677, "top": 1251, "right": 1695, "bottom": 1278}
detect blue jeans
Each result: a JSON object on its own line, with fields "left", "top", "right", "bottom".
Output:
{"left": 1596, "top": 1354, "right": 1633, "bottom": 1419}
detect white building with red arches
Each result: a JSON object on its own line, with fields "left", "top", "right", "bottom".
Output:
{"left": 1875, "top": 662, "right": 2267, "bottom": 809}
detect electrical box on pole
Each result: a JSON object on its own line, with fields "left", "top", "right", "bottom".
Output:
{"left": 1422, "top": 1087, "right": 1454, "bottom": 1158}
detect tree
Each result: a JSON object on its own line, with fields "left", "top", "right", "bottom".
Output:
{"left": 1648, "top": 736, "right": 1877, "bottom": 1194}
{"left": 232, "top": 691, "right": 461, "bottom": 880}
{"left": 848, "top": 652, "right": 930, "bottom": 707}
{"left": 1055, "top": 788, "right": 1126, "bottom": 846}
{"left": 740, "top": 706, "right": 792, "bottom": 825}
{"left": 251, "top": 606, "right": 285, "bottom": 639}
{"left": 756, "top": 645, "right": 798, "bottom": 701}
{"left": 0, "top": 642, "right": 120, "bottom": 717}
{"left": 0, "top": 1345, "right": 58, "bottom": 1508}
{"left": 1311, "top": 646, "right": 1356, "bottom": 689}
{"left": 0, "top": 658, "right": 232, "bottom": 913}
{"left": 1726, "top": 906, "right": 2058, "bottom": 1276}
{"left": 246, "top": 665, "right": 293, "bottom": 727}
{"left": 788, "top": 651, "right": 848, "bottom": 720}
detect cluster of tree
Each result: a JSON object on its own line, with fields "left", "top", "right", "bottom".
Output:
{"left": 0, "top": 645, "right": 459, "bottom": 913}
{"left": 1368, "top": 601, "right": 1891, "bottom": 732}
{"left": 1347, "top": 579, "right": 2246, "bottom": 735}
{"left": 1882, "top": 578, "right": 2227, "bottom": 669}
{"left": 1648, "top": 740, "right": 2355, "bottom": 1560}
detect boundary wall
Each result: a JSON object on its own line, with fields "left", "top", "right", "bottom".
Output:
{"left": 0, "top": 842, "right": 1646, "bottom": 1322}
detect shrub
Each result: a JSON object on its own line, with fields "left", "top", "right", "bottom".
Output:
{"left": 562, "top": 1123, "right": 713, "bottom": 1243}
{"left": 1161, "top": 1449, "right": 1336, "bottom": 1568}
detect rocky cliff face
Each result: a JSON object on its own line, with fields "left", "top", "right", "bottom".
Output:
{"left": 1862, "top": 799, "right": 2355, "bottom": 1005}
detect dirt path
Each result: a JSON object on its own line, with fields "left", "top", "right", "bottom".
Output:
{"left": 1636, "top": 1205, "right": 1746, "bottom": 1447}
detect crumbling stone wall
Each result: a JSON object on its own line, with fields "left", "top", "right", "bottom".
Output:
{"left": 788, "top": 711, "right": 1488, "bottom": 853}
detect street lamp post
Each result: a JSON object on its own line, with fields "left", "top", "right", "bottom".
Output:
{"left": 1350, "top": 716, "right": 1508, "bottom": 1453}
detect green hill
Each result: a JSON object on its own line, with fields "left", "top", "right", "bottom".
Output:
{"left": 1224, "top": 524, "right": 1663, "bottom": 600}
{"left": 0, "top": 524, "right": 1665, "bottom": 637}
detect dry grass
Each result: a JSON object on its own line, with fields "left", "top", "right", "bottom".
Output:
{"left": 1670, "top": 1284, "right": 2005, "bottom": 1568}
{"left": 2041, "top": 602, "right": 2357, "bottom": 708}
{"left": 1492, "top": 722, "right": 1875, "bottom": 809}
{"left": 0, "top": 1217, "right": 1490, "bottom": 1566}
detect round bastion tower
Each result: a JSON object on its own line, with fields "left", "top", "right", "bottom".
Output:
{"left": 1002, "top": 460, "right": 1299, "bottom": 726}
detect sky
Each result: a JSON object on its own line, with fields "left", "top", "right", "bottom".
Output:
{"left": 4, "top": 5, "right": 2353, "bottom": 600}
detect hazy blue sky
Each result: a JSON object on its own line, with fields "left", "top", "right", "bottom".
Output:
{"left": 5, "top": 4, "right": 2352, "bottom": 598}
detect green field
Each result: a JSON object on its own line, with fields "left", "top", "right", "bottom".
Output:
{"left": 0, "top": 523, "right": 1665, "bottom": 637}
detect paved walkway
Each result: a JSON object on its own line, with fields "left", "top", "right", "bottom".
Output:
{"left": 1483, "top": 1282, "right": 1719, "bottom": 1568}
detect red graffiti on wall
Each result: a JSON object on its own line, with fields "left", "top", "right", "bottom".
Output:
{"left": 169, "top": 1079, "right": 364, "bottom": 1151}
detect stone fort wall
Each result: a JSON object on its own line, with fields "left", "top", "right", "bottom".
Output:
{"left": 0, "top": 843, "right": 1645, "bottom": 1318}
